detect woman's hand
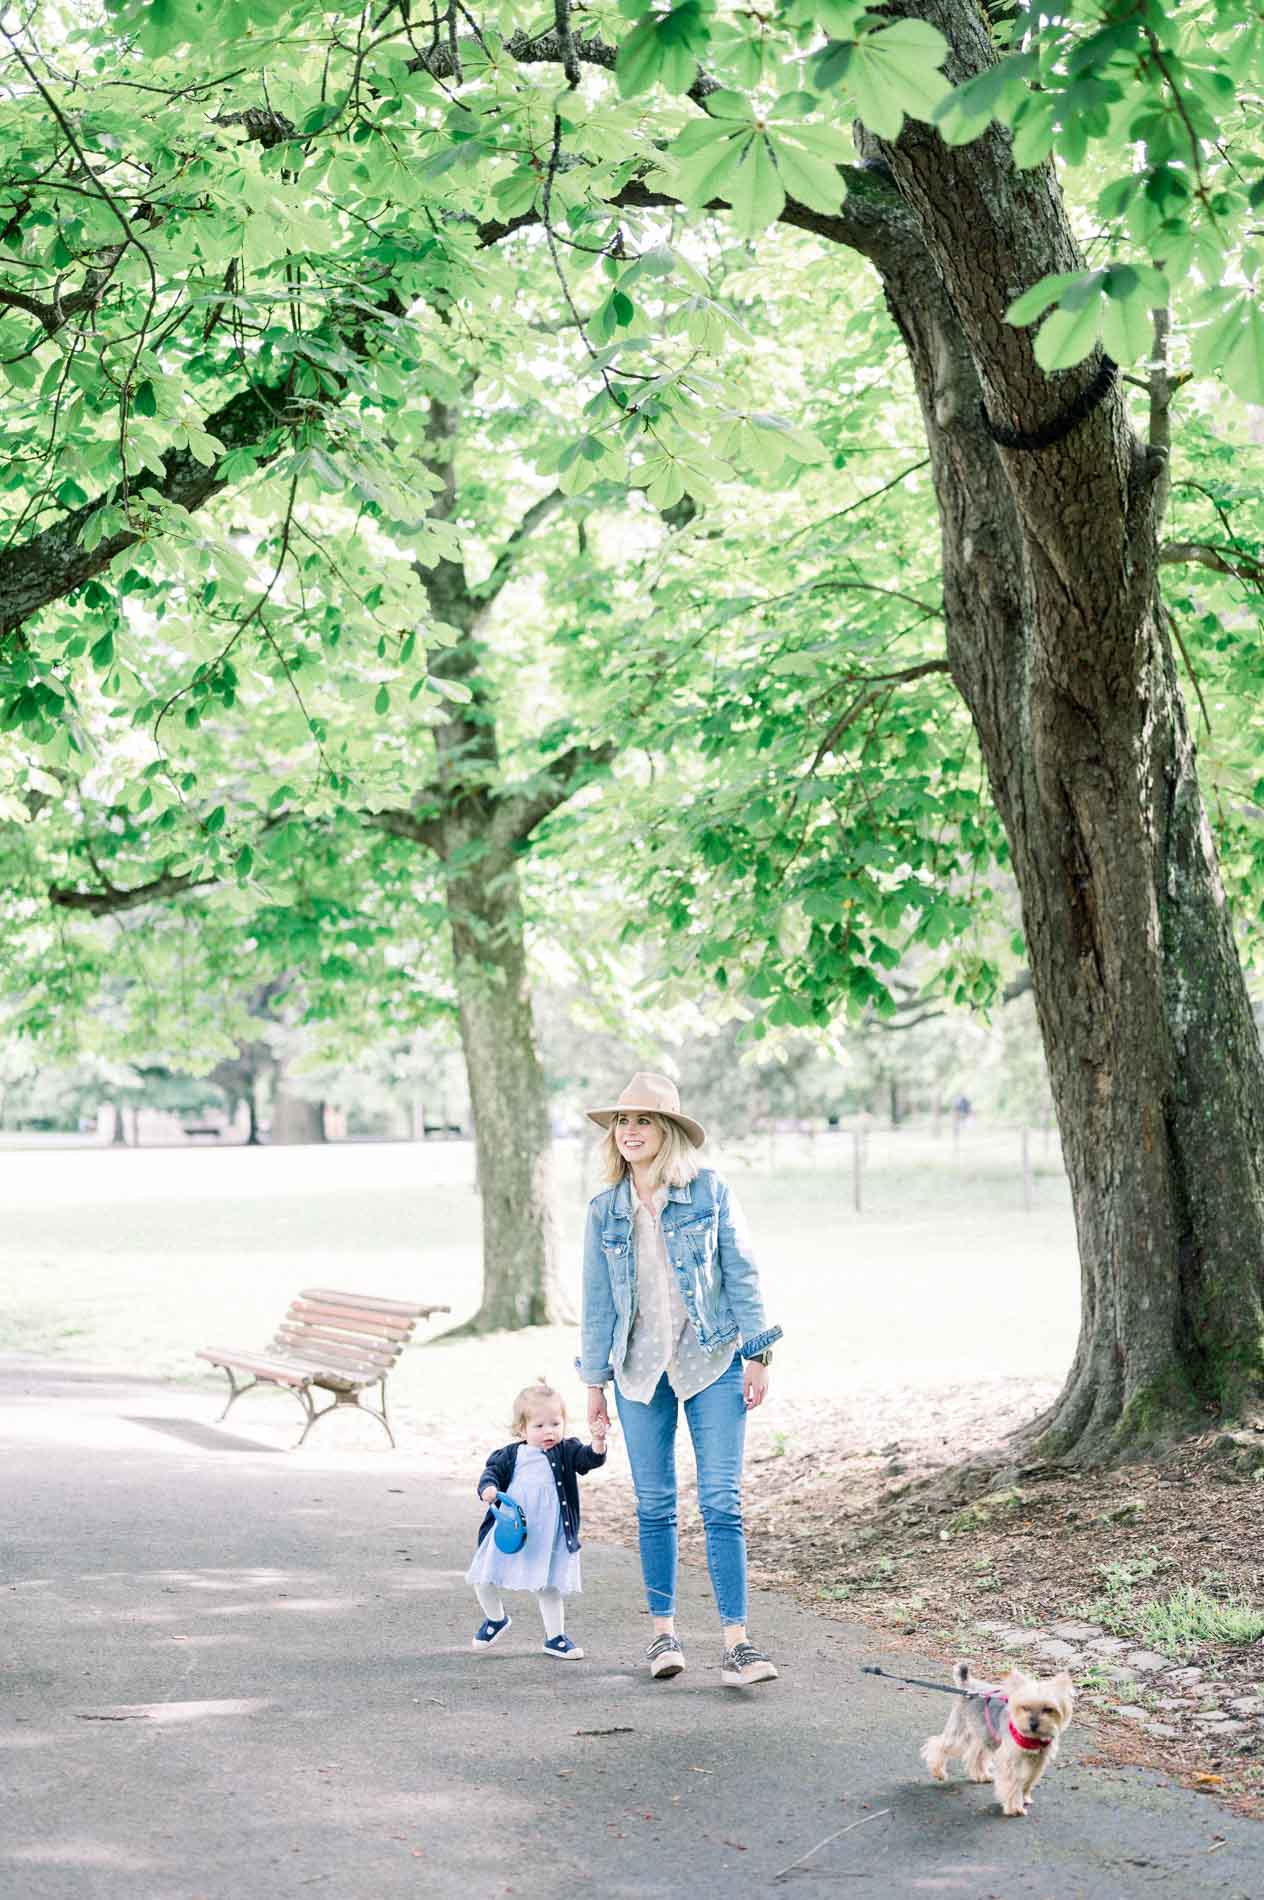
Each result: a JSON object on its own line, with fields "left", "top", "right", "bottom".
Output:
{"left": 480, "top": 1485, "right": 498, "bottom": 1503}
{"left": 587, "top": 1384, "right": 611, "bottom": 1437}
{"left": 743, "top": 1359, "right": 770, "bottom": 1410}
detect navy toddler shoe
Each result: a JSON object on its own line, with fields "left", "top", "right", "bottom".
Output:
{"left": 472, "top": 1614, "right": 511, "bottom": 1648}
{"left": 542, "top": 1633, "right": 584, "bottom": 1660}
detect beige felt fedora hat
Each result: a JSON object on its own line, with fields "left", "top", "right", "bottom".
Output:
{"left": 585, "top": 1071, "right": 707, "bottom": 1149}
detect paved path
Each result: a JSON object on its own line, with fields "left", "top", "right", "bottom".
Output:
{"left": 1, "top": 1359, "right": 1258, "bottom": 1900}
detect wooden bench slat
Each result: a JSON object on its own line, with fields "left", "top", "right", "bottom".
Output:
{"left": 280, "top": 1323, "right": 404, "bottom": 1356}
{"left": 277, "top": 1319, "right": 400, "bottom": 1352}
{"left": 196, "top": 1349, "right": 316, "bottom": 1388}
{"left": 274, "top": 1330, "right": 398, "bottom": 1372}
{"left": 279, "top": 1330, "right": 401, "bottom": 1360}
{"left": 198, "top": 1348, "right": 383, "bottom": 1392}
{"left": 286, "top": 1300, "right": 415, "bottom": 1338}
{"left": 300, "top": 1288, "right": 444, "bottom": 1319}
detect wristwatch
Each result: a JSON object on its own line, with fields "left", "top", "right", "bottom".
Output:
{"left": 749, "top": 1349, "right": 773, "bottom": 1367}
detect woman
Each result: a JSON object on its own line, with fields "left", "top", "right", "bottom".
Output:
{"left": 578, "top": 1071, "right": 782, "bottom": 1687}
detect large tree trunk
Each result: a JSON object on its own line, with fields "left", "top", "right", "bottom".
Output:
{"left": 388, "top": 401, "right": 573, "bottom": 1332}
{"left": 446, "top": 846, "right": 569, "bottom": 1331}
{"left": 850, "top": 1, "right": 1264, "bottom": 1457}
{"left": 270, "top": 1095, "right": 327, "bottom": 1145}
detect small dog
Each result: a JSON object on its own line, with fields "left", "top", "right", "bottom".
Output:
{"left": 921, "top": 1661, "right": 1074, "bottom": 1817}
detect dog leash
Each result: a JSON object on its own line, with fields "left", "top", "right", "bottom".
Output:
{"left": 860, "top": 1664, "right": 1001, "bottom": 1701}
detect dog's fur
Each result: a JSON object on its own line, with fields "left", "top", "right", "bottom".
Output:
{"left": 921, "top": 1661, "right": 1074, "bottom": 1817}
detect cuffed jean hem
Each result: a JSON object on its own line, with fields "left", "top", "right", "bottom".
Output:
{"left": 615, "top": 1357, "right": 749, "bottom": 1627}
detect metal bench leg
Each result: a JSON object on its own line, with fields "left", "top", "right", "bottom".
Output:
{"left": 294, "top": 1387, "right": 340, "bottom": 1447}
{"left": 214, "top": 1368, "right": 312, "bottom": 1436}
{"left": 214, "top": 1367, "right": 260, "bottom": 1421}
{"left": 293, "top": 1384, "right": 396, "bottom": 1449}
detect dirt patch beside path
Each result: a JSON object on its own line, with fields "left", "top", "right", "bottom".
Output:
{"left": 579, "top": 1378, "right": 1264, "bottom": 1821}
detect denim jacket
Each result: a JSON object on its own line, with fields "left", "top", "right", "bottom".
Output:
{"left": 577, "top": 1168, "right": 781, "bottom": 1387}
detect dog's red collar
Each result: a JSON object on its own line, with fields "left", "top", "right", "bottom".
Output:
{"left": 1008, "top": 1721, "right": 1051, "bottom": 1751}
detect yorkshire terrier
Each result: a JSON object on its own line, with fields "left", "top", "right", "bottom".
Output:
{"left": 920, "top": 1661, "right": 1074, "bottom": 1817}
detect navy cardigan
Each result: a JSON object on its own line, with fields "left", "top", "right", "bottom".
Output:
{"left": 475, "top": 1436, "right": 606, "bottom": 1556}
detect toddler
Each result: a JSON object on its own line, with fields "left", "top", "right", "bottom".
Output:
{"left": 466, "top": 1380, "right": 606, "bottom": 1658}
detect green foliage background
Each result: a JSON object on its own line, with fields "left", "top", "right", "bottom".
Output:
{"left": 0, "top": 0, "right": 1261, "bottom": 1084}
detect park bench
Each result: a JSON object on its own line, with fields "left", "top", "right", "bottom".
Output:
{"left": 197, "top": 1287, "right": 450, "bottom": 1447}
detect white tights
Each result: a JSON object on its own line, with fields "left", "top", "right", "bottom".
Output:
{"left": 475, "top": 1582, "right": 565, "bottom": 1641}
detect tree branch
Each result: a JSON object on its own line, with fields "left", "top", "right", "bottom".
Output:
{"left": 48, "top": 866, "right": 216, "bottom": 915}
{"left": 492, "top": 741, "right": 617, "bottom": 850}
{"left": 1160, "top": 540, "right": 1264, "bottom": 588}
{"left": 473, "top": 489, "right": 568, "bottom": 606}
{"left": 362, "top": 806, "right": 449, "bottom": 856}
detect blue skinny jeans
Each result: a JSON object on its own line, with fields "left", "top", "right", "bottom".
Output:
{"left": 614, "top": 1356, "right": 748, "bottom": 1626}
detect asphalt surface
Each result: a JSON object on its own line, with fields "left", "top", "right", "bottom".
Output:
{"left": 1, "top": 1358, "right": 1259, "bottom": 1900}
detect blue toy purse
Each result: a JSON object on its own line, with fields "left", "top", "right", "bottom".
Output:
{"left": 490, "top": 1490, "right": 527, "bottom": 1554}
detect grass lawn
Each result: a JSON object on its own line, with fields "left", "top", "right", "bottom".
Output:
{"left": 0, "top": 1127, "right": 1077, "bottom": 1446}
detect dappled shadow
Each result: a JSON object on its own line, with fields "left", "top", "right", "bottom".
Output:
{"left": 120, "top": 1415, "right": 284, "bottom": 1454}
{"left": 5, "top": 1358, "right": 1260, "bottom": 1900}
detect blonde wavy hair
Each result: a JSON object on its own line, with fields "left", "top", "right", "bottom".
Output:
{"left": 510, "top": 1379, "right": 565, "bottom": 1440}
{"left": 599, "top": 1112, "right": 700, "bottom": 1190}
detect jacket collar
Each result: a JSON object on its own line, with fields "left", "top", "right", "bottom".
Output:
{"left": 612, "top": 1176, "right": 694, "bottom": 1217}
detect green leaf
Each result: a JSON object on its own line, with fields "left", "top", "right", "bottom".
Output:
{"left": 1033, "top": 300, "right": 1103, "bottom": 372}
{"left": 301, "top": 100, "right": 344, "bottom": 136}
{"left": 1191, "top": 292, "right": 1256, "bottom": 381}
{"left": 1222, "top": 303, "right": 1264, "bottom": 406}
{"left": 840, "top": 21, "right": 952, "bottom": 141}
{"left": 1005, "top": 271, "right": 1090, "bottom": 328}
{"left": 670, "top": 131, "right": 750, "bottom": 207}
{"left": 1099, "top": 285, "right": 1153, "bottom": 365}
{"left": 704, "top": 89, "right": 754, "bottom": 122}
{"left": 374, "top": 684, "right": 391, "bottom": 714}
{"left": 1010, "top": 94, "right": 1056, "bottom": 169}
{"left": 768, "top": 136, "right": 845, "bottom": 217}
{"left": 726, "top": 136, "right": 785, "bottom": 235}
{"left": 616, "top": 20, "right": 666, "bottom": 98}
{"left": 204, "top": 804, "right": 226, "bottom": 833}
{"left": 89, "top": 631, "right": 115, "bottom": 669}
{"left": 779, "top": 425, "right": 828, "bottom": 465}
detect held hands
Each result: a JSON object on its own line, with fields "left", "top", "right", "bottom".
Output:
{"left": 743, "top": 1359, "right": 771, "bottom": 1410}
{"left": 586, "top": 1384, "right": 611, "bottom": 1444}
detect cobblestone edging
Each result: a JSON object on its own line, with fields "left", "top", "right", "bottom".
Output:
{"left": 970, "top": 1619, "right": 1264, "bottom": 1754}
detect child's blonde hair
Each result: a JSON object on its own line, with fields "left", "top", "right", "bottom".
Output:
{"left": 510, "top": 1379, "right": 566, "bottom": 1440}
{"left": 599, "top": 1112, "right": 700, "bottom": 1190}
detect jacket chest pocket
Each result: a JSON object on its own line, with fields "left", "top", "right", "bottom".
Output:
{"left": 602, "top": 1233, "right": 630, "bottom": 1270}
{"left": 674, "top": 1217, "right": 717, "bottom": 1264}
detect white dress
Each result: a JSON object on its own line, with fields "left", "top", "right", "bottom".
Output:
{"left": 464, "top": 1445, "right": 582, "bottom": 1595}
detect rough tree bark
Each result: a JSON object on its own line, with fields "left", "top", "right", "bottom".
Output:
{"left": 843, "top": 1, "right": 1264, "bottom": 1455}
{"left": 270, "top": 1094, "right": 327, "bottom": 1145}
{"left": 370, "top": 400, "right": 609, "bottom": 1333}
{"left": 492, "top": 3, "right": 1264, "bottom": 1451}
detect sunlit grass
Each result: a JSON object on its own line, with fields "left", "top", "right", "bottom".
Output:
{"left": 0, "top": 1129, "right": 1078, "bottom": 1449}
{"left": 1077, "top": 1558, "right": 1264, "bottom": 1655}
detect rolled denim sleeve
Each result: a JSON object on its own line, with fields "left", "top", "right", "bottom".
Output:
{"left": 717, "top": 1179, "right": 782, "bottom": 1358}
{"left": 576, "top": 1196, "right": 617, "bottom": 1385}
